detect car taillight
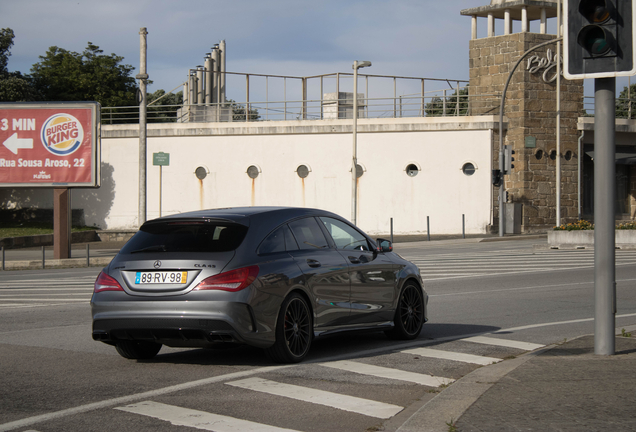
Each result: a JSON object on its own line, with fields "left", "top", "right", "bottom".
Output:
{"left": 194, "top": 266, "right": 259, "bottom": 292}
{"left": 94, "top": 271, "right": 124, "bottom": 293}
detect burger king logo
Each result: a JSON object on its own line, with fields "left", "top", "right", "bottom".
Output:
{"left": 41, "top": 114, "right": 84, "bottom": 156}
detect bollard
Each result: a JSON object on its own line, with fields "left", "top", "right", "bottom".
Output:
{"left": 86, "top": 244, "right": 90, "bottom": 267}
{"left": 1, "top": 246, "right": 4, "bottom": 271}
{"left": 427, "top": 216, "right": 431, "bottom": 241}
{"left": 462, "top": 214, "right": 466, "bottom": 239}
{"left": 390, "top": 218, "right": 393, "bottom": 244}
{"left": 42, "top": 246, "right": 45, "bottom": 269}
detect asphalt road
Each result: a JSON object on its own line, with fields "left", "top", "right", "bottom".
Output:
{"left": 1, "top": 238, "right": 635, "bottom": 431}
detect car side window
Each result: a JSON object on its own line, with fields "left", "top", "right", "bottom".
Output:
{"left": 288, "top": 218, "right": 329, "bottom": 250}
{"left": 258, "top": 224, "right": 299, "bottom": 254}
{"left": 318, "top": 217, "right": 370, "bottom": 251}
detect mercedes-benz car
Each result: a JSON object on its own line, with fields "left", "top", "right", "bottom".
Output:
{"left": 91, "top": 207, "right": 427, "bottom": 363}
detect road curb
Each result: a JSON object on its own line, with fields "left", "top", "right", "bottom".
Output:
{"left": 393, "top": 344, "right": 555, "bottom": 432}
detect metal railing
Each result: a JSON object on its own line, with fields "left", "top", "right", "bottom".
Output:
{"left": 101, "top": 91, "right": 509, "bottom": 124}
{"left": 102, "top": 71, "right": 479, "bottom": 124}
{"left": 583, "top": 96, "right": 636, "bottom": 119}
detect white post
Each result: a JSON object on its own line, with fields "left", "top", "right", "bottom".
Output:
{"left": 540, "top": 8, "right": 547, "bottom": 34}
{"left": 504, "top": 9, "right": 511, "bottom": 35}
{"left": 522, "top": 7, "right": 528, "bottom": 32}
{"left": 488, "top": 13, "right": 495, "bottom": 37}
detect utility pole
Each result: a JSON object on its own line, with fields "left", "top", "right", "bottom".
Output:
{"left": 137, "top": 27, "right": 149, "bottom": 225}
{"left": 351, "top": 60, "right": 371, "bottom": 225}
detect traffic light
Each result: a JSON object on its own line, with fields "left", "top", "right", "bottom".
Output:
{"left": 564, "top": 0, "right": 636, "bottom": 79}
{"left": 504, "top": 145, "right": 515, "bottom": 173}
{"left": 492, "top": 169, "right": 502, "bottom": 187}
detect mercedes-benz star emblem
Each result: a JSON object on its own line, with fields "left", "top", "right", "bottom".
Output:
{"left": 154, "top": 260, "right": 162, "bottom": 269}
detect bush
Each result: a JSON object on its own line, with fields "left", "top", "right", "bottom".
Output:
{"left": 554, "top": 220, "right": 636, "bottom": 230}
{"left": 554, "top": 220, "right": 594, "bottom": 231}
{"left": 616, "top": 222, "right": 636, "bottom": 230}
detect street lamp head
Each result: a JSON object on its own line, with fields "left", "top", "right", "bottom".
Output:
{"left": 353, "top": 61, "right": 372, "bottom": 69}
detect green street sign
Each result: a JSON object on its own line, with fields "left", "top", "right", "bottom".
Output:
{"left": 153, "top": 152, "right": 170, "bottom": 166}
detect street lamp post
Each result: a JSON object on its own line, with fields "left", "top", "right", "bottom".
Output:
{"left": 352, "top": 60, "right": 371, "bottom": 225}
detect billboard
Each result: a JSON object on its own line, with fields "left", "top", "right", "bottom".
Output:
{"left": 0, "top": 102, "right": 100, "bottom": 188}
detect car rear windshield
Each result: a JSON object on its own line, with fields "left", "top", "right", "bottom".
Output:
{"left": 120, "top": 221, "right": 248, "bottom": 254}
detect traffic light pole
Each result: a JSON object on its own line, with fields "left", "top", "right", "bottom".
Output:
{"left": 594, "top": 77, "right": 616, "bottom": 356}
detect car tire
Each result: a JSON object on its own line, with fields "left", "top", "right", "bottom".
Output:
{"left": 115, "top": 340, "right": 162, "bottom": 360}
{"left": 265, "top": 292, "right": 313, "bottom": 363}
{"left": 386, "top": 281, "right": 424, "bottom": 340}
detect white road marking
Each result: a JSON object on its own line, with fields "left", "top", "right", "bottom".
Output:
{"left": 402, "top": 348, "right": 501, "bottom": 366}
{"left": 400, "top": 248, "right": 636, "bottom": 281}
{"left": 0, "top": 366, "right": 292, "bottom": 432}
{"left": 321, "top": 360, "right": 454, "bottom": 387}
{"left": 497, "top": 312, "right": 636, "bottom": 333}
{"left": 226, "top": 377, "right": 403, "bottom": 419}
{"left": 116, "top": 401, "right": 301, "bottom": 432}
{"left": 0, "top": 298, "right": 87, "bottom": 302}
{"left": 461, "top": 336, "right": 544, "bottom": 351}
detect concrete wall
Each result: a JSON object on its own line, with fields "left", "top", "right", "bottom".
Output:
{"left": 1, "top": 116, "right": 498, "bottom": 235}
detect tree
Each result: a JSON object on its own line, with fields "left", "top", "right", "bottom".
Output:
{"left": 0, "top": 28, "right": 39, "bottom": 102}
{"left": 228, "top": 99, "right": 260, "bottom": 121}
{"left": 148, "top": 89, "right": 183, "bottom": 123}
{"left": 616, "top": 84, "right": 636, "bottom": 119}
{"left": 0, "top": 27, "right": 13, "bottom": 74}
{"left": 30, "top": 42, "right": 137, "bottom": 107}
{"left": 425, "top": 87, "right": 469, "bottom": 117}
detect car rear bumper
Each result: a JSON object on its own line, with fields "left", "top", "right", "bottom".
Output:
{"left": 91, "top": 300, "right": 274, "bottom": 349}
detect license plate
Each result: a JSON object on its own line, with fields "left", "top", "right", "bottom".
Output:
{"left": 135, "top": 271, "right": 187, "bottom": 284}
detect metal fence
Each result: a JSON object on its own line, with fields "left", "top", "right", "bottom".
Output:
{"left": 101, "top": 71, "right": 478, "bottom": 124}
{"left": 101, "top": 72, "right": 636, "bottom": 124}
{"left": 582, "top": 96, "right": 636, "bottom": 119}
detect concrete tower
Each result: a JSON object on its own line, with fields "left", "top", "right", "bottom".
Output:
{"left": 462, "top": 0, "right": 584, "bottom": 232}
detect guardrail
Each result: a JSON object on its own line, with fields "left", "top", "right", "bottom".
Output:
{"left": 583, "top": 96, "right": 636, "bottom": 119}
{"left": 101, "top": 92, "right": 509, "bottom": 124}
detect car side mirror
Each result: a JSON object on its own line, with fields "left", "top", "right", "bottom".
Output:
{"left": 376, "top": 238, "right": 393, "bottom": 252}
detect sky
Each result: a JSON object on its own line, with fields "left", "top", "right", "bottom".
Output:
{"left": 1, "top": 0, "right": 628, "bottom": 103}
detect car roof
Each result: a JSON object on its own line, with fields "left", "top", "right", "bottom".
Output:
{"left": 153, "top": 206, "right": 341, "bottom": 225}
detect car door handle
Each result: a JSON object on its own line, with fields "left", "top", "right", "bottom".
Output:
{"left": 348, "top": 256, "right": 361, "bottom": 264}
{"left": 306, "top": 259, "right": 321, "bottom": 268}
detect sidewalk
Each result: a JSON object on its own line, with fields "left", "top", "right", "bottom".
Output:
{"left": 397, "top": 326, "right": 636, "bottom": 432}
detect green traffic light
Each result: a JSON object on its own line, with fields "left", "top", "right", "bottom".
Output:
{"left": 578, "top": 25, "right": 612, "bottom": 55}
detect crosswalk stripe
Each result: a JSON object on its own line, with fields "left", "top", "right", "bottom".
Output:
{"left": 321, "top": 360, "right": 454, "bottom": 387}
{"left": 226, "top": 377, "right": 403, "bottom": 419}
{"left": 116, "top": 401, "right": 300, "bottom": 432}
{"left": 402, "top": 348, "right": 501, "bottom": 365}
{"left": 462, "top": 336, "right": 544, "bottom": 351}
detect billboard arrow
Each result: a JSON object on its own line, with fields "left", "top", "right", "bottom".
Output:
{"left": 3, "top": 132, "right": 33, "bottom": 155}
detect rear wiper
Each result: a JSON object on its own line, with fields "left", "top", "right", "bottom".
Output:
{"left": 130, "top": 245, "right": 167, "bottom": 254}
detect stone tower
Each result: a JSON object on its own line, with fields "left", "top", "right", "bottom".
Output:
{"left": 461, "top": 0, "right": 584, "bottom": 232}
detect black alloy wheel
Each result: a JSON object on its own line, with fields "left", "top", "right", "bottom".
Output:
{"left": 386, "top": 281, "right": 424, "bottom": 340}
{"left": 265, "top": 293, "right": 313, "bottom": 363}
